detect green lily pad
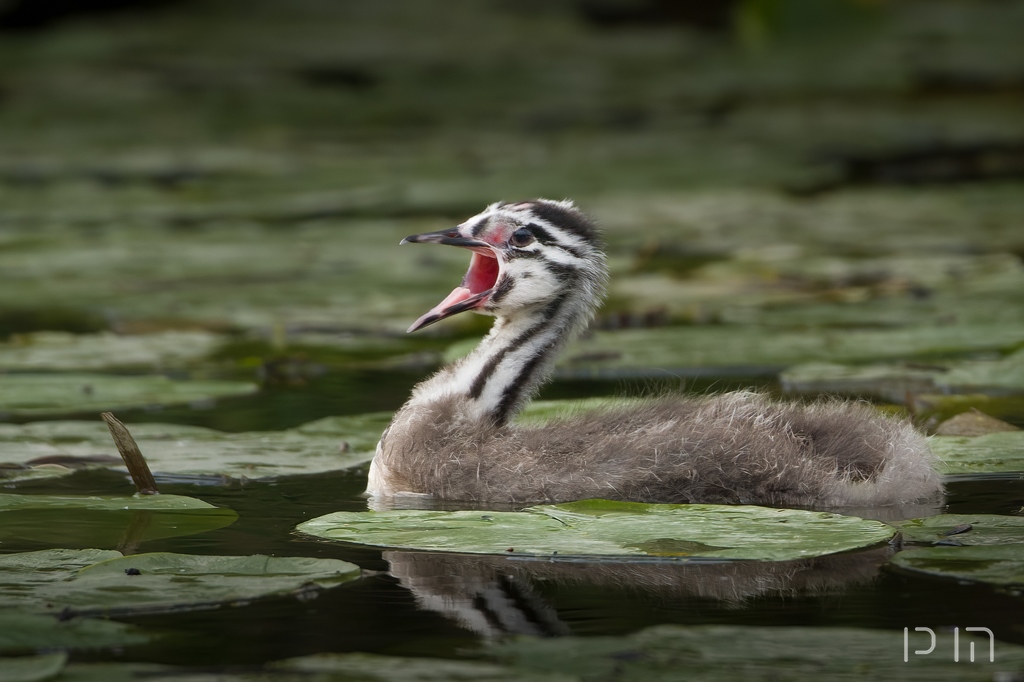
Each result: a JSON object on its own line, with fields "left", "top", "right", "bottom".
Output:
{"left": 0, "top": 413, "right": 388, "bottom": 482}
{"left": 297, "top": 499, "right": 895, "bottom": 561}
{"left": 895, "top": 514, "right": 1024, "bottom": 545}
{"left": 0, "top": 331, "right": 225, "bottom": 371}
{"left": 0, "top": 653, "right": 67, "bottom": 682}
{"left": 890, "top": 545, "right": 1024, "bottom": 586}
{"left": 0, "top": 373, "right": 257, "bottom": 418}
{"left": 487, "top": 624, "right": 1024, "bottom": 681}
{"left": 930, "top": 431, "right": 1024, "bottom": 475}
{"left": 0, "top": 549, "right": 361, "bottom": 615}
{"left": 0, "top": 493, "right": 237, "bottom": 549}
{"left": 0, "top": 612, "right": 151, "bottom": 653}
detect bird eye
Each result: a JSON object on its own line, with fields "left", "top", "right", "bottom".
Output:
{"left": 509, "top": 228, "right": 535, "bottom": 247}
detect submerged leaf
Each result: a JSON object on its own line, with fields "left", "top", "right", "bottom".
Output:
{"left": 0, "top": 612, "right": 150, "bottom": 653}
{"left": 895, "top": 514, "right": 1024, "bottom": 545}
{"left": 297, "top": 500, "right": 895, "bottom": 561}
{"left": 890, "top": 545, "right": 1024, "bottom": 586}
{"left": 0, "top": 493, "right": 237, "bottom": 549}
{"left": 0, "top": 549, "right": 361, "bottom": 615}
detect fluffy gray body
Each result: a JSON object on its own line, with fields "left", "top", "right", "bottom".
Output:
{"left": 366, "top": 199, "right": 942, "bottom": 508}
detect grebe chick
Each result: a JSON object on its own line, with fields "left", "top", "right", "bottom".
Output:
{"left": 365, "top": 199, "right": 942, "bottom": 508}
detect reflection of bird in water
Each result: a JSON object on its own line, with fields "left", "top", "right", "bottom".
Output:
{"left": 384, "top": 547, "right": 894, "bottom": 639}
{"left": 366, "top": 199, "right": 942, "bottom": 508}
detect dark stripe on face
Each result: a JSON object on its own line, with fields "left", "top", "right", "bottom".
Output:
{"left": 528, "top": 202, "right": 600, "bottom": 244}
{"left": 520, "top": 223, "right": 588, "bottom": 260}
{"left": 502, "top": 250, "right": 578, "bottom": 282}
{"left": 526, "top": 223, "right": 557, "bottom": 246}
{"left": 488, "top": 274, "right": 514, "bottom": 305}
{"left": 471, "top": 216, "right": 491, "bottom": 237}
{"left": 468, "top": 300, "right": 559, "bottom": 401}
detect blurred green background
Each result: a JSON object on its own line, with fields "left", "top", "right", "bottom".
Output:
{"left": 1, "top": 0, "right": 1022, "bottom": 430}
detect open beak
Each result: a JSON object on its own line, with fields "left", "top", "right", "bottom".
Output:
{"left": 402, "top": 228, "right": 501, "bottom": 333}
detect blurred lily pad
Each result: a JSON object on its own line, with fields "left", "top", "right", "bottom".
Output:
{"left": 457, "top": 324, "right": 1024, "bottom": 378}
{"left": 0, "top": 549, "right": 361, "bottom": 615}
{"left": 782, "top": 349, "right": 1024, "bottom": 402}
{"left": 895, "top": 514, "right": 1024, "bottom": 545}
{"left": 0, "top": 493, "right": 237, "bottom": 549}
{"left": 0, "top": 413, "right": 388, "bottom": 483}
{"left": 930, "top": 432, "right": 1024, "bottom": 475}
{"left": 487, "top": 623, "right": 1024, "bottom": 681}
{"left": 297, "top": 499, "right": 895, "bottom": 561}
{"left": 890, "top": 545, "right": 1024, "bottom": 586}
{"left": 0, "top": 612, "right": 151, "bottom": 653}
{"left": 0, "top": 331, "right": 225, "bottom": 371}
{"left": 0, "top": 373, "right": 258, "bottom": 418}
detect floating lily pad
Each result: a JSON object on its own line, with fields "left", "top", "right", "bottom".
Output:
{"left": 297, "top": 499, "right": 895, "bottom": 561}
{"left": 0, "top": 549, "right": 361, "bottom": 615}
{"left": 0, "top": 653, "right": 67, "bottom": 682}
{"left": 0, "top": 413, "right": 388, "bottom": 483}
{"left": 895, "top": 514, "right": 1024, "bottom": 545}
{"left": 0, "top": 331, "right": 225, "bottom": 371}
{"left": 0, "top": 493, "right": 237, "bottom": 549}
{"left": 930, "top": 432, "right": 1024, "bottom": 475}
{"left": 487, "top": 624, "right": 1024, "bottom": 681}
{"left": 890, "top": 545, "right": 1024, "bottom": 586}
{"left": 0, "top": 374, "right": 258, "bottom": 419}
{"left": 0, "top": 612, "right": 151, "bottom": 653}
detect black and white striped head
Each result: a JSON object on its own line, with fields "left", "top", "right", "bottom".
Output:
{"left": 403, "top": 199, "right": 607, "bottom": 332}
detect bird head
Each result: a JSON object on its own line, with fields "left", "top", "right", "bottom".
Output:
{"left": 402, "top": 199, "right": 607, "bottom": 332}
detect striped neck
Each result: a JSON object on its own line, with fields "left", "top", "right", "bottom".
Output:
{"left": 407, "top": 294, "right": 589, "bottom": 427}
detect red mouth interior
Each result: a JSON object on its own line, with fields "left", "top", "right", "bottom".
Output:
{"left": 464, "top": 252, "right": 499, "bottom": 294}
{"left": 407, "top": 248, "right": 500, "bottom": 332}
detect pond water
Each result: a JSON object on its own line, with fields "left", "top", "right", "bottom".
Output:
{"left": 4, "top": 368, "right": 1023, "bottom": 675}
